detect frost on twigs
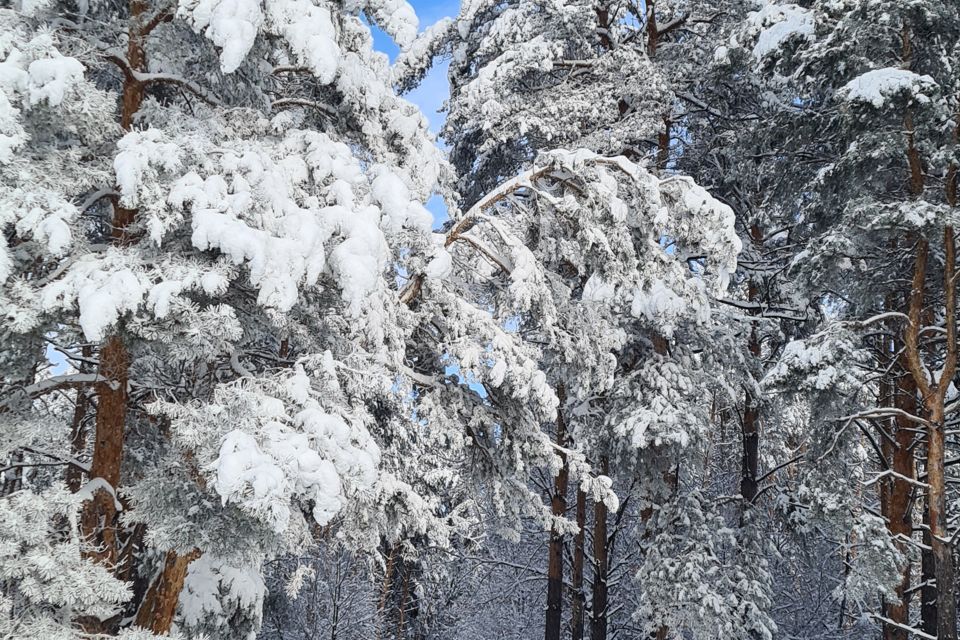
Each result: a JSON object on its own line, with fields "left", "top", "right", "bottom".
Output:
{"left": 0, "top": 488, "right": 132, "bottom": 637}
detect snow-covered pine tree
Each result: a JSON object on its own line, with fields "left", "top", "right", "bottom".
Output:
{"left": 0, "top": 0, "right": 488, "bottom": 637}
{"left": 395, "top": 2, "right": 779, "bottom": 637}
{"left": 733, "top": 0, "right": 960, "bottom": 637}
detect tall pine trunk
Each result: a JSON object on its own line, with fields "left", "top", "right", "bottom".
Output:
{"left": 571, "top": 488, "right": 587, "bottom": 640}
{"left": 904, "top": 232, "right": 958, "bottom": 640}
{"left": 921, "top": 504, "right": 938, "bottom": 636}
{"left": 590, "top": 456, "right": 609, "bottom": 640}
{"left": 545, "top": 386, "right": 569, "bottom": 640}
{"left": 881, "top": 360, "right": 916, "bottom": 640}
{"left": 740, "top": 290, "right": 761, "bottom": 505}
{"left": 78, "top": 2, "right": 203, "bottom": 633}
{"left": 899, "top": 26, "right": 957, "bottom": 635}
{"left": 134, "top": 549, "right": 200, "bottom": 633}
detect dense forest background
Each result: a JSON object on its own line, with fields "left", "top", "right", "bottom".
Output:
{"left": 2, "top": 0, "right": 960, "bottom": 639}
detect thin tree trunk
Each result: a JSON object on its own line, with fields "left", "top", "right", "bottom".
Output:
{"left": 591, "top": 456, "right": 609, "bottom": 640}
{"left": 376, "top": 545, "right": 396, "bottom": 640}
{"left": 66, "top": 345, "right": 92, "bottom": 493}
{"left": 741, "top": 294, "right": 761, "bottom": 505}
{"left": 646, "top": 0, "right": 658, "bottom": 55}
{"left": 571, "top": 488, "right": 587, "bottom": 640}
{"left": 397, "top": 567, "right": 410, "bottom": 639}
{"left": 656, "top": 117, "right": 671, "bottom": 173}
{"left": 921, "top": 504, "right": 938, "bottom": 636}
{"left": 741, "top": 228, "right": 764, "bottom": 507}
{"left": 545, "top": 385, "right": 569, "bottom": 640}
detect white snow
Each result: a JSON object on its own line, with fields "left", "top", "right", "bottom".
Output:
{"left": 180, "top": 555, "right": 267, "bottom": 629}
{"left": 371, "top": 167, "right": 433, "bottom": 233}
{"left": 26, "top": 55, "right": 84, "bottom": 106}
{"left": 840, "top": 68, "right": 938, "bottom": 108}
{"left": 178, "top": 0, "right": 264, "bottom": 74}
{"left": 40, "top": 252, "right": 146, "bottom": 341}
{"left": 265, "top": 0, "right": 340, "bottom": 83}
{"left": 582, "top": 274, "right": 615, "bottom": 302}
{"left": 425, "top": 246, "right": 453, "bottom": 280}
{"left": 114, "top": 129, "right": 181, "bottom": 207}
{"left": 631, "top": 279, "right": 686, "bottom": 323}
{"left": 212, "top": 369, "right": 380, "bottom": 533}
{"left": 747, "top": 2, "right": 815, "bottom": 59}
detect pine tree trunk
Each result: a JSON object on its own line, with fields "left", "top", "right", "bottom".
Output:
{"left": 397, "top": 566, "right": 410, "bottom": 639}
{"left": 545, "top": 386, "right": 569, "bottom": 640}
{"left": 134, "top": 549, "right": 200, "bottom": 633}
{"left": 571, "top": 488, "right": 587, "bottom": 640}
{"left": 80, "top": 334, "right": 129, "bottom": 569}
{"left": 66, "top": 346, "right": 92, "bottom": 493}
{"left": 921, "top": 505, "right": 938, "bottom": 636}
{"left": 376, "top": 545, "right": 396, "bottom": 640}
{"left": 590, "top": 456, "right": 609, "bottom": 640}
{"left": 926, "top": 404, "right": 957, "bottom": 640}
{"left": 881, "top": 361, "right": 915, "bottom": 640}
{"left": 903, "top": 229, "right": 958, "bottom": 640}
{"left": 79, "top": 0, "right": 149, "bottom": 588}
{"left": 740, "top": 325, "right": 760, "bottom": 505}
{"left": 741, "top": 228, "right": 763, "bottom": 508}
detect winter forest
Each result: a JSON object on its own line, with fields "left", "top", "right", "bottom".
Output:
{"left": 6, "top": 0, "right": 960, "bottom": 638}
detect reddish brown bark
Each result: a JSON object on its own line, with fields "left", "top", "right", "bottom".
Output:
{"left": 594, "top": 5, "right": 613, "bottom": 51}
{"left": 656, "top": 117, "right": 671, "bottom": 173}
{"left": 897, "top": 25, "right": 956, "bottom": 635}
{"left": 881, "top": 355, "right": 916, "bottom": 640}
{"left": 921, "top": 505, "right": 938, "bottom": 635}
{"left": 80, "top": 335, "right": 129, "bottom": 569}
{"left": 903, "top": 232, "right": 958, "bottom": 640}
{"left": 134, "top": 549, "right": 200, "bottom": 633}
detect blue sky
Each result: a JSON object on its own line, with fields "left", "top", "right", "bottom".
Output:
{"left": 369, "top": 0, "right": 460, "bottom": 225}
{"left": 370, "top": 0, "right": 459, "bottom": 134}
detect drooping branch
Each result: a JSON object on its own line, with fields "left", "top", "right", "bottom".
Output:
{"left": 102, "top": 54, "right": 223, "bottom": 108}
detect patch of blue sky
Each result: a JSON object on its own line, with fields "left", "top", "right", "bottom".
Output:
{"left": 366, "top": 2, "right": 457, "bottom": 227}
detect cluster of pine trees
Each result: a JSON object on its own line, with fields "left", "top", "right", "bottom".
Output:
{"left": 2, "top": 0, "right": 960, "bottom": 638}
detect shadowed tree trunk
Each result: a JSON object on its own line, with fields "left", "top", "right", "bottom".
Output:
{"left": 591, "top": 456, "right": 609, "bottom": 640}
{"left": 921, "top": 504, "right": 937, "bottom": 636}
{"left": 545, "top": 385, "right": 569, "bottom": 640}
{"left": 741, "top": 273, "right": 762, "bottom": 506}
{"left": 571, "top": 488, "right": 587, "bottom": 640}
{"left": 880, "top": 358, "right": 916, "bottom": 640}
